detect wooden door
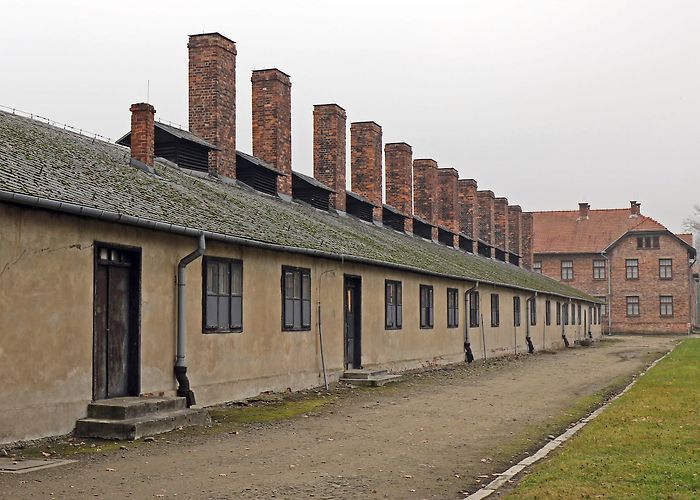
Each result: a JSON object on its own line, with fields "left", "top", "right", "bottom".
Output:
{"left": 343, "top": 276, "right": 362, "bottom": 369}
{"left": 93, "top": 246, "right": 140, "bottom": 400}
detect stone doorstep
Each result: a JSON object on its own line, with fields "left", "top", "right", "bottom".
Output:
{"left": 76, "top": 408, "right": 210, "bottom": 441}
{"left": 87, "top": 396, "right": 187, "bottom": 420}
{"left": 0, "top": 457, "right": 77, "bottom": 474}
{"left": 341, "top": 369, "right": 389, "bottom": 380}
{"left": 339, "top": 373, "right": 402, "bottom": 387}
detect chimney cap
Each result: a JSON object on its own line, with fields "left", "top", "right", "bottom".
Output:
{"left": 579, "top": 202, "right": 590, "bottom": 208}
{"left": 313, "top": 103, "right": 346, "bottom": 113}
{"left": 459, "top": 178, "right": 478, "bottom": 187}
{"left": 130, "top": 102, "right": 155, "bottom": 113}
{"left": 188, "top": 32, "right": 236, "bottom": 44}
{"left": 508, "top": 204, "right": 522, "bottom": 211}
{"left": 477, "top": 189, "right": 495, "bottom": 198}
{"left": 385, "top": 141, "right": 412, "bottom": 149}
{"left": 351, "top": 120, "right": 382, "bottom": 130}
{"left": 495, "top": 196, "right": 509, "bottom": 203}
{"left": 437, "top": 167, "right": 459, "bottom": 176}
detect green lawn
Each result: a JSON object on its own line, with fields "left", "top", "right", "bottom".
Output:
{"left": 509, "top": 338, "right": 700, "bottom": 499}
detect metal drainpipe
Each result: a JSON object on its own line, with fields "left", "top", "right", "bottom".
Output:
{"left": 689, "top": 255, "right": 697, "bottom": 335}
{"left": 464, "top": 282, "right": 479, "bottom": 363}
{"left": 602, "top": 251, "right": 612, "bottom": 335}
{"left": 526, "top": 293, "right": 536, "bottom": 353}
{"left": 175, "top": 233, "right": 205, "bottom": 407}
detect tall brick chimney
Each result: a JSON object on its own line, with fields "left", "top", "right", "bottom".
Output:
{"left": 313, "top": 104, "right": 346, "bottom": 211}
{"left": 629, "top": 200, "right": 641, "bottom": 217}
{"left": 188, "top": 33, "right": 237, "bottom": 179}
{"left": 350, "top": 121, "right": 383, "bottom": 219}
{"left": 476, "top": 190, "right": 496, "bottom": 245}
{"left": 385, "top": 142, "right": 413, "bottom": 232}
{"left": 494, "top": 197, "right": 509, "bottom": 252}
{"left": 437, "top": 168, "right": 459, "bottom": 233}
{"left": 413, "top": 159, "right": 438, "bottom": 225}
{"left": 507, "top": 205, "right": 522, "bottom": 258}
{"left": 252, "top": 68, "right": 292, "bottom": 196}
{"left": 578, "top": 202, "right": 590, "bottom": 220}
{"left": 521, "top": 212, "right": 534, "bottom": 269}
{"left": 129, "top": 103, "right": 155, "bottom": 167}
{"left": 458, "top": 179, "right": 478, "bottom": 241}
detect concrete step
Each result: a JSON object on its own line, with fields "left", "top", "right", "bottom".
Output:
{"left": 340, "top": 373, "right": 401, "bottom": 387}
{"left": 341, "top": 369, "right": 388, "bottom": 380}
{"left": 76, "top": 408, "right": 210, "bottom": 440}
{"left": 87, "top": 396, "right": 187, "bottom": 420}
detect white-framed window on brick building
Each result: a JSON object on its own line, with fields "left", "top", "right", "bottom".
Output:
{"left": 659, "top": 258, "right": 673, "bottom": 280}
{"left": 637, "top": 235, "right": 660, "bottom": 249}
{"left": 593, "top": 259, "right": 606, "bottom": 280}
{"left": 204, "top": 257, "right": 243, "bottom": 333}
{"left": 660, "top": 295, "right": 673, "bottom": 317}
{"left": 626, "top": 296, "right": 640, "bottom": 316}
{"left": 625, "top": 259, "right": 639, "bottom": 280}
{"left": 533, "top": 261, "right": 542, "bottom": 273}
{"left": 561, "top": 260, "right": 573, "bottom": 281}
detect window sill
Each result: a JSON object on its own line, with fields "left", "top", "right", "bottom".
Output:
{"left": 385, "top": 326, "right": 402, "bottom": 331}
{"left": 420, "top": 325, "right": 434, "bottom": 330}
{"left": 283, "top": 327, "right": 312, "bottom": 332}
{"left": 203, "top": 328, "right": 243, "bottom": 334}
{"left": 447, "top": 325, "right": 459, "bottom": 329}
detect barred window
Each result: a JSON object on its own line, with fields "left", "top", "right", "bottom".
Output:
{"left": 593, "top": 259, "right": 606, "bottom": 280}
{"left": 625, "top": 259, "right": 639, "bottom": 280}
{"left": 626, "top": 296, "right": 640, "bottom": 316}
{"left": 660, "top": 296, "right": 673, "bottom": 317}
{"left": 561, "top": 261, "right": 573, "bottom": 281}
{"left": 659, "top": 259, "right": 673, "bottom": 279}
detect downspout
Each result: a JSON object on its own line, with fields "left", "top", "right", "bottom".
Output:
{"left": 175, "top": 233, "right": 205, "bottom": 407}
{"left": 602, "top": 251, "right": 612, "bottom": 336}
{"left": 317, "top": 269, "right": 336, "bottom": 389}
{"left": 689, "top": 254, "right": 697, "bottom": 335}
{"left": 525, "top": 293, "right": 535, "bottom": 354}
{"left": 464, "top": 282, "right": 479, "bottom": 363}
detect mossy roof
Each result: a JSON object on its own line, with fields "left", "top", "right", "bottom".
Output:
{"left": 0, "top": 110, "right": 598, "bottom": 302}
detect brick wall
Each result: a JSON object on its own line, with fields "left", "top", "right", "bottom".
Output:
{"left": 350, "top": 121, "right": 383, "bottom": 219}
{"left": 385, "top": 142, "right": 413, "bottom": 216}
{"left": 521, "top": 212, "right": 534, "bottom": 269}
{"left": 458, "top": 179, "right": 478, "bottom": 241}
{"left": 507, "top": 205, "right": 522, "bottom": 257}
{"left": 313, "top": 104, "right": 346, "bottom": 211}
{"left": 476, "top": 190, "right": 495, "bottom": 245}
{"left": 188, "top": 33, "right": 237, "bottom": 179}
{"left": 494, "top": 197, "right": 509, "bottom": 252}
{"left": 252, "top": 68, "right": 292, "bottom": 196}
{"left": 413, "top": 159, "right": 438, "bottom": 225}
{"left": 436, "top": 168, "right": 459, "bottom": 233}
{"left": 129, "top": 103, "right": 155, "bottom": 167}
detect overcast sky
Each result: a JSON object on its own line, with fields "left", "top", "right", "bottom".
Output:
{"left": 2, "top": 0, "right": 698, "bottom": 232}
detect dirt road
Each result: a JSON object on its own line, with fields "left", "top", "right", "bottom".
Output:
{"left": 0, "top": 336, "right": 678, "bottom": 499}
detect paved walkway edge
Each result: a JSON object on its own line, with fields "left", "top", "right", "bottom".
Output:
{"left": 464, "top": 345, "right": 675, "bottom": 499}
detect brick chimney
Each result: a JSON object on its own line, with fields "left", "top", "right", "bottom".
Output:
{"left": 385, "top": 142, "right": 413, "bottom": 231}
{"left": 437, "top": 168, "right": 459, "bottom": 233}
{"left": 129, "top": 103, "right": 155, "bottom": 167}
{"left": 188, "top": 33, "right": 237, "bottom": 179}
{"left": 629, "top": 200, "right": 641, "bottom": 217}
{"left": 458, "top": 179, "right": 478, "bottom": 241}
{"left": 313, "top": 104, "right": 346, "bottom": 211}
{"left": 476, "top": 190, "right": 496, "bottom": 245}
{"left": 521, "top": 212, "right": 534, "bottom": 269}
{"left": 578, "top": 202, "right": 590, "bottom": 220}
{"left": 413, "top": 159, "right": 438, "bottom": 226}
{"left": 494, "top": 197, "right": 509, "bottom": 252}
{"left": 507, "top": 205, "right": 522, "bottom": 258}
{"left": 350, "top": 121, "right": 383, "bottom": 220}
{"left": 252, "top": 68, "right": 292, "bottom": 196}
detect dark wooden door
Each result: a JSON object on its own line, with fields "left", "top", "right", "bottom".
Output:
{"left": 94, "top": 246, "right": 140, "bottom": 400}
{"left": 343, "top": 276, "right": 361, "bottom": 369}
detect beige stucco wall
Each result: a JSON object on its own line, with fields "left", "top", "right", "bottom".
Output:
{"left": 0, "top": 203, "right": 600, "bottom": 444}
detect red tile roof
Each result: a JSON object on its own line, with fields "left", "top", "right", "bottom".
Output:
{"left": 677, "top": 233, "right": 694, "bottom": 247}
{"left": 531, "top": 208, "right": 666, "bottom": 254}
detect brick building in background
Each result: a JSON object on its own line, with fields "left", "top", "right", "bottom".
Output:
{"left": 531, "top": 202, "right": 698, "bottom": 334}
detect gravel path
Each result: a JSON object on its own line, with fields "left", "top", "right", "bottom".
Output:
{"left": 0, "top": 335, "right": 677, "bottom": 499}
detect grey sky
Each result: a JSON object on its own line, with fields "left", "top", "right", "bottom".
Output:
{"left": 2, "top": 0, "right": 698, "bottom": 232}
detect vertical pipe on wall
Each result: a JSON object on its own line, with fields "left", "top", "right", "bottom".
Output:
{"left": 602, "top": 251, "right": 612, "bottom": 335}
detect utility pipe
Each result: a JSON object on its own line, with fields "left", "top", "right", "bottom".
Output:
{"left": 689, "top": 255, "right": 697, "bottom": 335}
{"left": 317, "top": 269, "right": 336, "bottom": 390}
{"left": 463, "top": 282, "right": 479, "bottom": 363}
{"left": 176, "top": 232, "right": 205, "bottom": 407}
{"left": 602, "top": 251, "right": 612, "bottom": 336}
{"left": 525, "top": 293, "right": 536, "bottom": 354}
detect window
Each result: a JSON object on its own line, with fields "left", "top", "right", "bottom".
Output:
{"left": 556, "top": 301, "right": 561, "bottom": 325}
{"left": 533, "top": 261, "right": 542, "bottom": 273}
{"left": 385, "top": 280, "right": 402, "bottom": 329}
{"left": 545, "top": 300, "right": 551, "bottom": 326}
{"left": 563, "top": 303, "right": 569, "bottom": 325}
{"left": 659, "top": 259, "right": 673, "bottom": 279}
{"left": 491, "top": 294, "right": 500, "bottom": 327}
{"left": 578, "top": 304, "right": 582, "bottom": 325}
{"left": 593, "top": 259, "right": 606, "bottom": 280}
{"left": 204, "top": 258, "right": 243, "bottom": 332}
{"left": 596, "top": 296, "right": 607, "bottom": 316}
{"left": 571, "top": 302, "right": 576, "bottom": 324}
{"left": 660, "top": 296, "right": 673, "bottom": 317}
{"left": 626, "top": 296, "right": 640, "bottom": 316}
{"left": 282, "top": 267, "right": 311, "bottom": 331}
{"left": 447, "top": 288, "right": 459, "bottom": 328}
{"left": 513, "top": 296, "right": 521, "bottom": 327}
{"left": 529, "top": 298, "right": 537, "bottom": 326}
{"left": 625, "top": 259, "right": 639, "bottom": 279}
{"left": 469, "top": 291, "right": 480, "bottom": 327}
{"left": 420, "top": 285, "right": 434, "bottom": 328}
{"left": 637, "top": 235, "right": 660, "bottom": 249}
{"left": 561, "top": 261, "right": 573, "bottom": 281}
